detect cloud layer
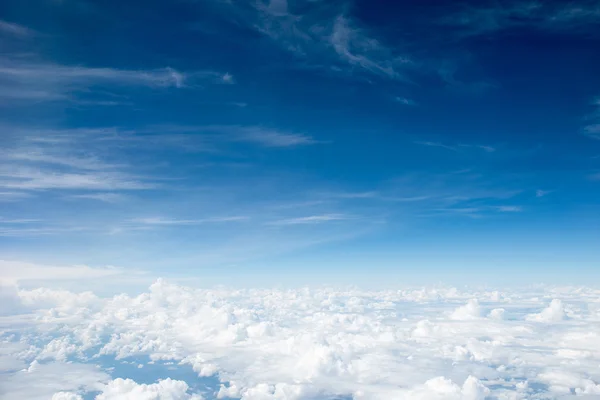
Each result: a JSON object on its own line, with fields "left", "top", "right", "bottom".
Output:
{"left": 2, "top": 280, "right": 600, "bottom": 399}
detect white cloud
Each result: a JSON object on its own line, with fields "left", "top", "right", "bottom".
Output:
{"left": 330, "top": 15, "right": 408, "bottom": 80}
{"left": 0, "top": 60, "right": 216, "bottom": 88}
{"left": 0, "top": 58, "right": 230, "bottom": 102}
{"left": 395, "top": 96, "right": 416, "bottom": 106}
{"left": 536, "top": 189, "right": 551, "bottom": 197}
{"left": 0, "top": 165, "right": 156, "bottom": 191}
{"left": 229, "top": 126, "right": 317, "bottom": 147}
{"left": 52, "top": 392, "right": 84, "bottom": 400}
{"left": 584, "top": 96, "right": 600, "bottom": 140}
{"left": 406, "top": 376, "right": 489, "bottom": 400}
{"left": 69, "top": 192, "right": 128, "bottom": 203}
{"left": 96, "top": 378, "right": 203, "bottom": 400}
{"left": 0, "top": 260, "right": 124, "bottom": 284}
{"left": 450, "top": 299, "right": 481, "bottom": 320}
{"left": 443, "top": 2, "right": 600, "bottom": 37}
{"left": 494, "top": 206, "right": 522, "bottom": 212}
{"left": 526, "top": 299, "right": 566, "bottom": 322}
{"left": 0, "top": 20, "right": 35, "bottom": 37}
{"left": 268, "top": 214, "right": 349, "bottom": 225}
{"left": 0, "top": 360, "right": 109, "bottom": 400}
{"left": 414, "top": 141, "right": 457, "bottom": 151}
{"left": 243, "top": 1, "right": 412, "bottom": 81}
{"left": 2, "top": 280, "right": 600, "bottom": 399}
{"left": 488, "top": 308, "right": 505, "bottom": 320}
{"left": 130, "top": 216, "right": 248, "bottom": 226}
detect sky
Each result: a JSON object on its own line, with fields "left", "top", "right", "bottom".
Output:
{"left": 1, "top": 0, "right": 600, "bottom": 287}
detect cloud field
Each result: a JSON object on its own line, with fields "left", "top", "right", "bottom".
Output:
{"left": 1, "top": 280, "right": 600, "bottom": 399}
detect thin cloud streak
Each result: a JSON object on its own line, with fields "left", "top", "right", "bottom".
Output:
{"left": 415, "top": 141, "right": 496, "bottom": 152}
{"left": 0, "top": 58, "right": 233, "bottom": 102}
{"left": 0, "top": 20, "right": 35, "bottom": 37}
{"left": 229, "top": 126, "right": 318, "bottom": 147}
{"left": 268, "top": 214, "right": 350, "bottom": 225}
{"left": 130, "top": 216, "right": 249, "bottom": 225}
{"left": 442, "top": 2, "right": 600, "bottom": 37}
{"left": 0, "top": 167, "right": 156, "bottom": 191}
{"left": 415, "top": 141, "right": 458, "bottom": 151}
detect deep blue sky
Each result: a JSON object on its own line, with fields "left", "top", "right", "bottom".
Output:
{"left": 1, "top": 0, "right": 599, "bottom": 286}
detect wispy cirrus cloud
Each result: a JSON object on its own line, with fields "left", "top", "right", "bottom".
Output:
{"left": 118, "top": 125, "right": 320, "bottom": 148}
{"left": 1, "top": 149, "right": 123, "bottom": 171}
{"left": 442, "top": 1, "right": 600, "bottom": 37}
{"left": 268, "top": 213, "right": 350, "bottom": 225}
{"left": 494, "top": 205, "right": 523, "bottom": 212}
{"left": 0, "top": 20, "right": 35, "bottom": 37}
{"left": 536, "top": 189, "right": 552, "bottom": 198}
{"left": 0, "top": 167, "right": 156, "bottom": 191}
{"left": 130, "top": 216, "right": 249, "bottom": 226}
{"left": 415, "top": 141, "right": 458, "bottom": 151}
{"left": 224, "top": 126, "right": 318, "bottom": 147}
{"left": 395, "top": 96, "right": 417, "bottom": 106}
{"left": 583, "top": 97, "right": 600, "bottom": 140}
{"left": 0, "top": 58, "right": 233, "bottom": 102}
{"left": 427, "top": 205, "right": 522, "bottom": 218}
{"left": 69, "top": 192, "right": 129, "bottom": 203}
{"left": 329, "top": 15, "right": 411, "bottom": 80}
{"left": 415, "top": 141, "right": 496, "bottom": 152}
{"left": 0, "top": 259, "right": 124, "bottom": 283}
{"left": 229, "top": 0, "right": 413, "bottom": 81}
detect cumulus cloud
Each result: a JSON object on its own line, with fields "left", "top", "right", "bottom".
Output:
{"left": 52, "top": 393, "right": 84, "bottom": 400}
{"left": 526, "top": 299, "right": 566, "bottom": 322}
{"left": 96, "top": 378, "right": 203, "bottom": 400}
{"left": 450, "top": 299, "right": 481, "bottom": 320}
{"left": 2, "top": 281, "right": 600, "bottom": 399}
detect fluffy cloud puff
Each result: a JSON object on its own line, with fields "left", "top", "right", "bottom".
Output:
{"left": 96, "top": 378, "right": 203, "bottom": 400}
{"left": 2, "top": 279, "right": 600, "bottom": 399}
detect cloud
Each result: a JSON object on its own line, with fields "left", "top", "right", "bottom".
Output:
{"left": 0, "top": 131, "right": 158, "bottom": 194}
{"left": 69, "top": 193, "right": 128, "bottom": 203}
{"left": 95, "top": 378, "right": 203, "bottom": 400}
{"left": 584, "top": 97, "right": 600, "bottom": 139}
{"left": 0, "top": 260, "right": 124, "bottom": 284}
{"left": 0, "top": 359, "right": 109, "bottom": 400}
{"left": 130, "top": 216, "right": 248, "bottom": 226}
{"left": 0, "top": 60, "right": 220, "bottom": 88}
{"left": 2, "top": 150, "right": 122, "bottom": 171}
{"left": 0, "top": 20, "right": 35, "bottom": 37}
{"left": 52, "top": 392, "right": 83, "bottom": 400}
{"left": 330, "top": 15, "right": 410, "bottom": 80}
{"left": 415, "top": 142, "right": 496, "bottom": 153}
{"left": 442, "top": 2, "right": 600, "bottom": 37}
{"left": 0, "top": 166, "right": 156, "bottom": 191}
{"left": 229, "top": 126, "right": 318, "bottom": 147}
{"left": 493, "top": 206, "right": 522, "bottom": 212}
{"left": 526, "top": 299, "right": 566, "bottom": 322}
{"left": 239, "top": 1, "right": 413, "bottom": 81}
{"left": 450, "top": 299, "right": 481, "bottom": 320}
{"left": 414, "top": 141, "right": 458, "bottom": 151}
{"left": 0, "top": 58, "right": 231, "bottom": 102}
{"left": 536, "top": 189, "right": 552, "bottom": 197}
{"left": 584, "top": 124, "right": 600, "bottom": 139}
{"left": 268, "top": 213, "right": 349, "bottom": 225}
{"left": 459, "top": 144, "right": 496, "bottom": 153}
{"left": 3, "top": 280, "right": 600, "bottom": 399}
{"left": 394, "top": 96, "right": 416, "bottom": 106}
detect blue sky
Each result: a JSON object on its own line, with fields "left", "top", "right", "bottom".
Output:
{"left": 1, "top": 0, "right": 600, "bottom": 286}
